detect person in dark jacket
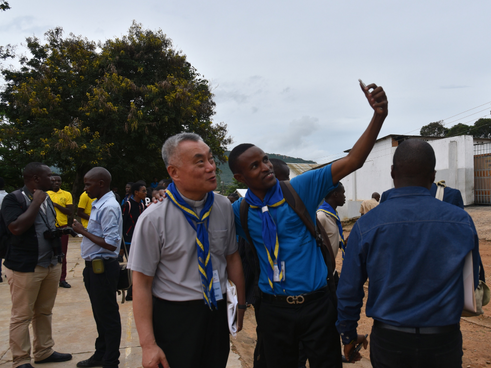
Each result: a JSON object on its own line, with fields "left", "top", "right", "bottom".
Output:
{"left": 2, "top": 162, "right": 72, "bottom": 368}
{"left": 121, "top": 180, "right": 146, "bottom": 300}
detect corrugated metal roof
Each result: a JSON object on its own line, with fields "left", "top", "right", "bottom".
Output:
{"left": 287, "top": 163, "right": 319, "bottom": 177}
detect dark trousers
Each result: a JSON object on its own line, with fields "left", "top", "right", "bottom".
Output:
{"left": 152, "top": 296, "right": 230, "bottom": 368}
{"left": 59, "top": 233, "right": 69, "bottom": 282}
{"left": 370, "top": 323, "right": 463, "bottom": 368}
{"left": 256, "top": 293, "right": 342, "bottom": 368}
{"left": 83, "top": 259, "right": 121, "bottom": 367}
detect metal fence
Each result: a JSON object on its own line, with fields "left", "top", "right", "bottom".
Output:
{"left": 474, "top": 143, "right": 491, "bottom": 204}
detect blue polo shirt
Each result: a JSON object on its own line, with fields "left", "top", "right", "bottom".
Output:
{"left": 232, "top": 164, "right": 335, "bottom": 296}
{"left": 336, "top": 186, "right": 480, "bottom": 344}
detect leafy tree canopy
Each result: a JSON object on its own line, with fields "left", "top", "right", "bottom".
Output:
{"left": 0, "top": 1, "right": 9, "bottom": 11}
{"left": 446, "top": 123, "right": 471, "bottom": 137}
{"left": 469, "top": 118, "right": 491, "bottom": 139}
{"left": 0, "top": 22, "right": 231, "bottom": 196}
{"left": 420, "top": 121, "right": 448, "bottom": 137}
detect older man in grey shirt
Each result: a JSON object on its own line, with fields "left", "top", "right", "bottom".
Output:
{"left": 128, "top": 133, "right": 245, "bottom": 368}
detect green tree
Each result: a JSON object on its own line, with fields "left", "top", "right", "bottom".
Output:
{"left": 225, "top": 178, "right": 248, "bottom": 196}
{"left": 447, "top": 123, "right": 471, "bottom": 137}
{"left": 420, "top": 121, "right": 448, "bottom": 137}
{"left": 470, "top": 118, "right": 491, "bottom": 138}
{"left": 0, "top": 22, "right": 231, "bottom": 195}
{"left": 0, "top": 1, "right": 9, "bottom": 11}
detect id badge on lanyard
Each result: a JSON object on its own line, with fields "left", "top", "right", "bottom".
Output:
{"left": 212, "top": 270, "right": 224, "bottom": 301}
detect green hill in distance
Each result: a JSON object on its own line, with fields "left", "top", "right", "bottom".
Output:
{"left": 216, "top": 151, "right": 317, "bottom": 186}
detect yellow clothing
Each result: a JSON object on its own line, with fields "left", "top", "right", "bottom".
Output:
{"left": 78, "top": 191, "right": 95, "bottom": 228}
{"left": 47, "top": 189, "right": 73, "bottom": 227}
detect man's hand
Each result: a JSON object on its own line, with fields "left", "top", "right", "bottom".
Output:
{"left": 236, "top": 308, "right": 245, "bottom": 332}
{"left": 343, "top": 334, "right": 368, "bottom": 363}
{"left": 141, "top": 343, "right": 169, "bottom": 368}
{"left": 359, "top": 81, "right": 388, "bottom": 117}
{"left": 32, "top": 189, "right": 47, "bottom": 206}
{"left": 72, "top": 219, "right": 85, "bottom": 234}
{"left": 152, "top": 190, "right": 167, "bottom": 204}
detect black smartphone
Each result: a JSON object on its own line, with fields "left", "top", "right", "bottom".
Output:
{"left": 349, "top": 334, "right": 368, "bottom": 362}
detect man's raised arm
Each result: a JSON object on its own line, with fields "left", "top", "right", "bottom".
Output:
{"left": 331, "top": 82, "right": 388, "bottom": 184}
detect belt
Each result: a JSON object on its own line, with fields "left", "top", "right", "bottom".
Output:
{"left": 261, "top": 287, "right": 328, "bottom": 305}
{"left": 85, "top": 258, "right": 118, "bottom": 267}
{"left": 374, "top": 320, "right": 459, "bottom": 335}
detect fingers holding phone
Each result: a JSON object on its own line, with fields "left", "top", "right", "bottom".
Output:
{"left": 359, "top": 79, "right": 388, "bottom": 116}
{"left": 344, "top": 333, "right": 368, "bottom": 363}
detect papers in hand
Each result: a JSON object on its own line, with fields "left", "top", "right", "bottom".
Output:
{"left": 463, "top": 251, "right": 476, "bottom": 315}
{"left": 226, "top": 279, "right": 238, "bottom": 337}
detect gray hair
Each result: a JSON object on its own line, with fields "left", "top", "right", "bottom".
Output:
{"left": 161, "top": 132, "right": 204, "bottom": 167}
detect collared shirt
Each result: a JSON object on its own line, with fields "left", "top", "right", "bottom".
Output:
{"left": 232, "top": 164, "right": 336, "bottom": 296}
{"left": 316, "top": 211, "right": 340, "bottom": 259}
{"left": 336, "top": 186, "right": 480, "bottom": 345}
{"left": 0, "top": 189, "right": 7, "bottom": 208}
{"left": 359, "top": 198, "right": 379, "bottom": 215}
{"left": 80, "top": 191, "right": 122, "bottom": 261}
{"left": 128, "top": 191, "right": 237, "bottom": 301}
{"left": 47, "top": 189, "right": 73, "bottom": 227}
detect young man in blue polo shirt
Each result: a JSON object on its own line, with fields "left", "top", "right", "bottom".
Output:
{"left": 228, "top": 81, "right": 388, "bottom": 368}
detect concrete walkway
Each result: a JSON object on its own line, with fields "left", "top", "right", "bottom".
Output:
{"left": 0, "top": 237, "right": 369, "bottom": 367}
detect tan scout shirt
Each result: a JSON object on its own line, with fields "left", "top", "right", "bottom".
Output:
{"left": 359, "top": 198, "right": 379, "bottom": 215}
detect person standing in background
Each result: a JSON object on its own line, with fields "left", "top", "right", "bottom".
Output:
{"left": 77, "top": 191, "right": 95, "bottom": 229}
{"left": 0, "top": 176, "right": 7, "bottom": 282}
{"left": 72, "top": 167, "right": 122, "bottom": 368}
{"left": 47, "top": 175, "right": 74, "bottom": 288}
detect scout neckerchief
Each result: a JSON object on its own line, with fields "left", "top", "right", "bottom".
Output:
{"left": 165, "top": 183, "right": 217, "bottom": 309}
{"left": 245, "top": 179, "right": 286, "bottom": 292}
{"left": 317, "top": 201, "right": 346, "bottom": 258}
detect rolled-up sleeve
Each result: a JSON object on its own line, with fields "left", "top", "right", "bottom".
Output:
{"left": 100, "top": 206, "right": 122, "bottom": 247}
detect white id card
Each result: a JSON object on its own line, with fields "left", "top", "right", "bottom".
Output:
{"left": 273, "top": 261, "right": 286, "bottom": 282}
{"left": 212, "top": 270, "right": 224, "bottom": 301}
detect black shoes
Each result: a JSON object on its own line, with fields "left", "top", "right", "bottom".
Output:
{"left": 76, "top": 357, "right": 104, "bottom": 367}
{"left": 59, "top": 280, "right": 71, "bottom": 288}
{"left": 17, "top": 364, "right": 34, "bottom": 368}
{"left": 35, "top": 351, "right": 73, "bottom": 363}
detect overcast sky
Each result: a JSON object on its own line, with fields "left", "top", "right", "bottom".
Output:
{"left": 1, "top": 1, "right": 491, "bottom": 163}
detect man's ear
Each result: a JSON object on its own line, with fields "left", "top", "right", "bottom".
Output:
{"left": 167, "top": 165, "right": 178, "bottom": 181}
{"left": 430, "top": 170, "right": 436, "bottom": 184}
{"left": 234, "top": 172, "right": 246, "bottom": 185}
{"left": 390, "top": 165, "right": 394, "bottom": 179}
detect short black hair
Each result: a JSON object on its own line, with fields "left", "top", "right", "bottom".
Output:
{"left": 23, "top": 162, "right": 47, "bottom": 181}
{"left": 131, "top": 180, "right": 146, "bottom": 195}
{"left": 229, "top": 143, "right": 255, "bottom": 174}
{"left": 270, "top": 158, "right": 290, "bottom": 181}
{"left": 0, "top": 177, "right": 4, "bottom": 189}
{"left": 393, "top": 139, "right": 436, "bottom": 177}
{"left": 324, "top": 182, "right": 344, "bottom": 200}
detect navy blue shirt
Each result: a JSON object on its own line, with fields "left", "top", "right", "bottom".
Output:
{"left": 336, "top": 186, "right": 480, "bottom": 344}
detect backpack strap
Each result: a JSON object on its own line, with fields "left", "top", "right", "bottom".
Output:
{"left": 435, "top": 180, "right": 446, "bottom": 201}
{"left": 279, "top": 181, "right": 338, "bottom": 302}
{"left": 239, "top": 199, "right": 262, "bottom": 302}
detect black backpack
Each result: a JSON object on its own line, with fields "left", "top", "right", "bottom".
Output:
{"left": 239, "top": 181, "right": 338, "bottom": 304}
{"left": 0, "top": 190, "right": 26, "bottom": 259}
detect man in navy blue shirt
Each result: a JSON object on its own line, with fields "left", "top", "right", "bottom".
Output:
{"left": 336, "top": 139, "right": 480, "bottom": 368}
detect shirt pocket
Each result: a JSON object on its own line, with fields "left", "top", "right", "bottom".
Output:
{"left": 209, "top": 229, "right": 229, "bottom": 257}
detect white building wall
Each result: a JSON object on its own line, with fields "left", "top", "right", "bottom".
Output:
{"left": 336, "top": 135, "right": 474, "bottom": 220}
